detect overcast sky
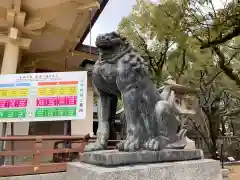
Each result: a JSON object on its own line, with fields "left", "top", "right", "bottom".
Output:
{"left": 83, "top": 0, "right": 136, "bottom": 46}
{"left": 83, "top": 0, "right": 229, "bottom": 46}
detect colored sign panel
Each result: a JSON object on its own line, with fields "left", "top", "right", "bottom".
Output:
{"left": 0, "top": 71, "right": 87, "bottom": 122}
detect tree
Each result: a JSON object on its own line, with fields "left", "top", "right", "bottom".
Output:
{"left": 118, "top": 0, "right": 240, "bottom": 100}
{"left": 179, "top": 0, "right": 240, "bottom": 86}
{"left": 187, "top": 68, "right": 240, "bottom": 159}
{"left": 118, "top": 0, "right": 220, "bottom": 86}
{"left": 122, "top": 0, "right": 240, "bottom": 88}
{"left": 118, "top": 0, "right": 190, "bottom": 85}
{"left": 117, "top": 0, "right": 240, "bottom": 159}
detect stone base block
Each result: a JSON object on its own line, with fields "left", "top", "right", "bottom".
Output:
{"left": 66, "top": 159, "right": 223, "bottom": 180}
{"left": 80, "top": 149, "right": 203, "bottom": 166}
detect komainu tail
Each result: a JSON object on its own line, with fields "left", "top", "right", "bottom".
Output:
{"left": 164, "top": 129, "right": 187, "bottom": 149}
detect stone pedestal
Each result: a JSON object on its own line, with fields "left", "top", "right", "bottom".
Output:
{"left": 66, "top": 159, "right": 223, "bottom": 180}
{"left": 66, "top": 149, "right": 223, "bottom": 180}
{"left": 80, "top": 149, "right": 204, "bottom": 166}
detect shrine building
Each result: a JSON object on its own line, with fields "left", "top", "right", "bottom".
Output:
{"left": 0, "top": 0, "right": 109, "bottom": 139}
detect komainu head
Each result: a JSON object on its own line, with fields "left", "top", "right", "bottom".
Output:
{"left": 95, "top": 32, "right": 128, "bottom": 54}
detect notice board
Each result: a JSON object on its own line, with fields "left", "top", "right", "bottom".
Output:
{"left": 0, "top": 71, "right": 87, "bottom": 122}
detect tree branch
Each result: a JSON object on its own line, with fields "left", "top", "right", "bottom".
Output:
{"left": 157, "top": 39, "right": 169, "bottom": 72}
{"left": 176, "top": 49, "right": 186, "bottom": 82}
{"left": 201, "top": 27, "right": 240, "bottom": 49}
{"left": 205, "top": 70, "right": 223, "bottom": 86}
{"left": 213, "top": 46, "right": 240, "bottom": 85}
{"left": 135, "top": 31, "right": 158, "bottom": 73}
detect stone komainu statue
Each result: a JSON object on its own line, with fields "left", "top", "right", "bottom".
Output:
{"left": 84, "top": 32, "right": 187, "bottom": 152}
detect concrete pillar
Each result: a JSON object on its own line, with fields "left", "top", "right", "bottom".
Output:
{"left": 71, "top": 83, "right": 93, "bottom": 136}
{"left": 0, "top": 28, "right": 19, "bottom": 164}
{"left": 0, "top": 28, "right": 20, "bottom": 138}
{"left": 1, "top": 39, "right": 19, "bottom": 74}
{"left": 0, "top": 28, "right": 30, "bottom": 136}
{"left": 1, "top": 31, "right": 19, "bottom": 74}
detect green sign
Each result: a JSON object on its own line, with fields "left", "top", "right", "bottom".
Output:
{"left": 0, "top": 109, "right": 26, "bottom": 118}
{"left": 35, "top": 107, "right": 76, "bottom": 117}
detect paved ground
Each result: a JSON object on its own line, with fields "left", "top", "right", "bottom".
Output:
{"left": 226, "top": 165, "right": 240, "bottom": 180}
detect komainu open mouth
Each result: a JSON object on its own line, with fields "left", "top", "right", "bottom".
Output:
{"left": 96, "top": 40, "right": 112, "bottom": 49}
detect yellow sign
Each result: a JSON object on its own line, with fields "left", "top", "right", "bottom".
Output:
{"left": 57, "top": 87, "right": 77, "bottom": 95}
{"left": 17, "top": 88, "right": 29, "bottom": 97}
{"left": 38, "top": 87, "right": 77, "bottom": 96}
{"left": 0, "top": 88, "right": 29, "bottom": 97}
{"left": 38, "top": 88, "right": 57, "bottom": 96}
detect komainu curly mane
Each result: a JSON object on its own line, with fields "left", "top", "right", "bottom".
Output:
{"left": 84, "top": 32, "right": 186, "bottom": 152}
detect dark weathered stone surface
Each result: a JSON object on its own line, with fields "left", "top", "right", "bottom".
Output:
{"left": 80, "top": 149, "right": 204, "bottom": 166}
{"left": 66, "top": 159, "right": 223, "bottom": 180}
{"left": 84, "top": 32, "right": 188, "bottom": 152}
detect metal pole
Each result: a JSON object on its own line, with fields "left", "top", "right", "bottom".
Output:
{"left": 0, "top": 123, "right": 7, "bottom": 165}
{"left": 220, "top": 143, "right": 224, "bottom": 169}
{"left": 63, "top": 56, "right": 71, "bottom": 150}
{"left": 89, "top": 8, "right": 92, "bottom": 55}
{"left": 11, "top": 122, "right": 14, "bottom": 165}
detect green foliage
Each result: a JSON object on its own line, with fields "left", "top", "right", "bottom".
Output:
{"left": 118, "top": 0, "right": 215, "bottom": 86}
{"left": 118, "top": 0, "right": 240, "bottom": 88}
